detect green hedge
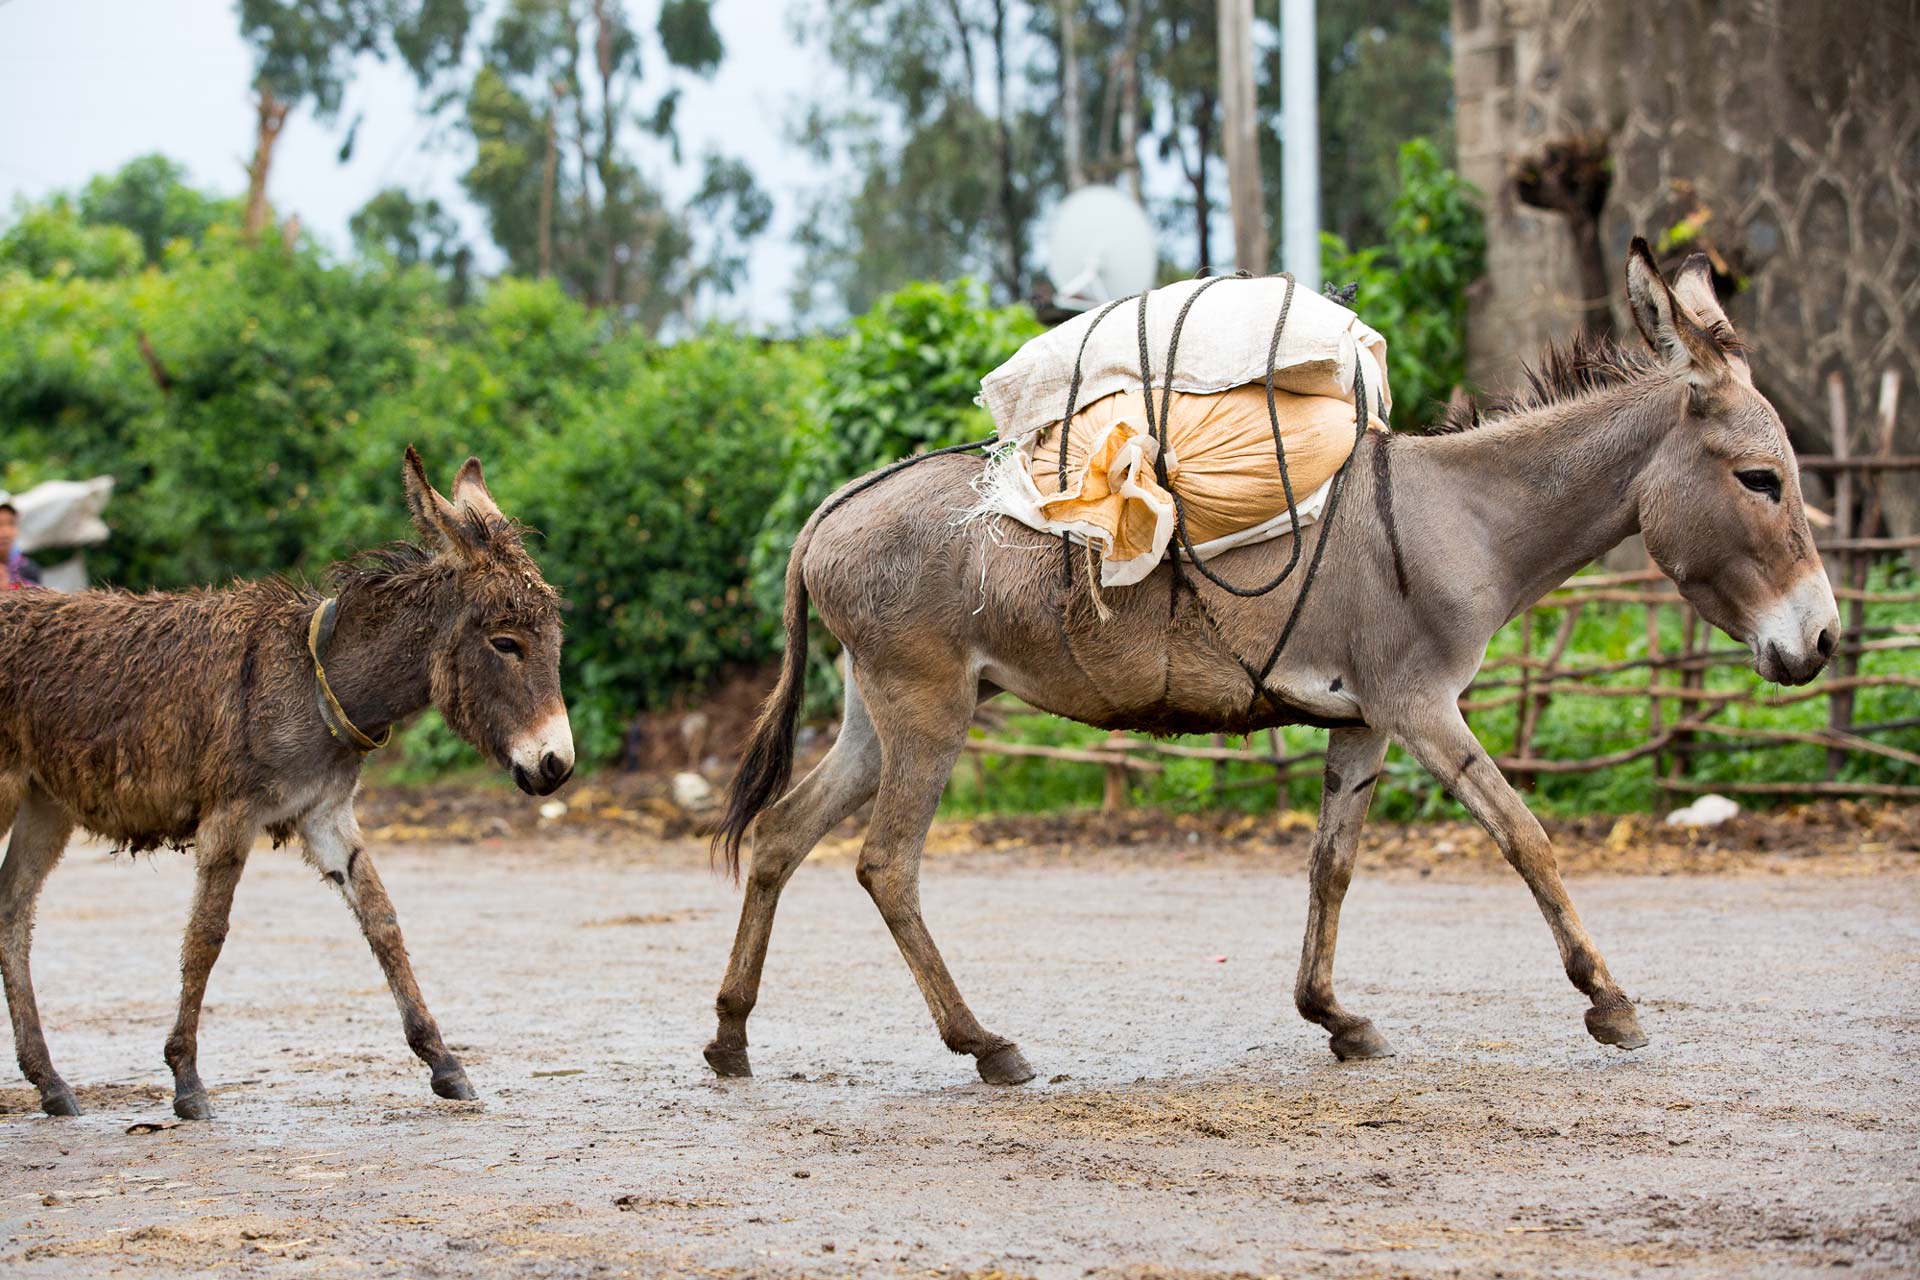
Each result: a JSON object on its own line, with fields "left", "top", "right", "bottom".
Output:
{"left": 1, "top": 190, "right": 812, "bottom": 762}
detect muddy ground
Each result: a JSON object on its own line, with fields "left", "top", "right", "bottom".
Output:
{"left": 2, "top": 812, "right": 1916, "bottom": 1278}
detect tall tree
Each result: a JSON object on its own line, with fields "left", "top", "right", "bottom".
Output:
{"left": 77, "top": 155, "right": 236, "bottom": 264}
{"left": 234, "top": 1, "right": 477, "bottom": 239}
{"left": 1257, "top": 0, "right": 1453, "bottom": 250}
{"left": 789, "top": 0, "right": 1055, "bottom": 317}
{"left": 459, "top": 0, "right": 761, "bottom": 328}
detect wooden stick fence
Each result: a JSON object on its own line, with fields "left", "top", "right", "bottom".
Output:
{"left": 965, "top": 370, "right": 1915, "bottom": 811}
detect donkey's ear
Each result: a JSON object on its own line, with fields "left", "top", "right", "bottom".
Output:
{"left": 403, "top": 446, "right": 481, "bottom": 555}
{"left": 451, "top": 456, "right": 504, "bottom": 523}
{"left": 1670, "top": 254, "right": 1752, "bottom": 386}
{"left": 1624, "top": 237, "right": 1731, "bottom": 396}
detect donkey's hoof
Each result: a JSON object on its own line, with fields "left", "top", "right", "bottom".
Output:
{"left": 1329, "top": 1021, "right": 1394, "bottom": 1061}
{"left": 40, "top": 1086, "right": 81, "bottom": 1117}
{"left": 703, "top": 1043, "right": 753, "bottom": 1078}
{"left": 1586, "top": 1004, "right": 1649, "bottom": 1050}
{"left": 975, "top": 1044, "right": 1036, "bottom": 1086}
{"left": 173, "top": 1091, "right": 213, "bottom": 1121}
{"left": 431, "top": 1066, "right": 478, "bottom": 1101}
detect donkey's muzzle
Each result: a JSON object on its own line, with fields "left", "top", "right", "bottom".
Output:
{"left": 509, "top": 708, "right": 575, "bottom": 795}
{"left": 1749, "top": 571, "right": 1840, "bottom": 688}
{"left": 513, "top": 752, "right": 573, "bottom": 796}
{"left": 1760, "top": 639, "right": 1830, "bottom": 688}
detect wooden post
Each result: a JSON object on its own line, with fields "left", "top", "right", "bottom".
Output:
{"left": 1646, "top": 592, "right": 1666, "bottom": 809}
{"left": 1058, "top": 0, "right": 1085, "bottom": 190}
{"left": 1102, "top": 730, "right": 1132, "bottom": 812}
{"left": 1523, "top": 604, "right": 1582, "bottom": 751}
{"left": 1218, "top": 0, "right": 1268, "bottom": 272}
{"left": 1826, "top": 372, "right": 1854, "bottom": 777}
{"left": 1670, "top": 605, "right": 1704, "bottom": 792}
{"left": 1118, "top": 0, "right": 1144, "bottom": 203}
{"left": 1269, "top": 727, "right": 1288, "bottom": 810}
{"left": 1512, "top": 608, "right": 1535, "bottom": 790}
{"left": 1833, "top": 371, "right": 1903, "bottom": 779}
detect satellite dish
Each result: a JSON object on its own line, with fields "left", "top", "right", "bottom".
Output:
{"left": 1045, "top": 185, "right": 1157, "bottom": 310}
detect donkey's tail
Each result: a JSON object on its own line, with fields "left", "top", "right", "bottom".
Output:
{"left": 713, "top": 525, "right": 813, "bottom": 878}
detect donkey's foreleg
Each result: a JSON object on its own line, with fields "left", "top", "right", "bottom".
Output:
{"left": 299, "top": 803, "right": 475, "bottom": 1102}
{"left": 1396, "top": 707, "right": 1647, "bottom": 1051}
{"left": 0, "top": 785, "right": 79, "bottom": 1116}
{"left": 1294, "top": 727, "right": 1393, "bottom": 1061}
{"left": 707, "top": 674, "right": 882, "bottom": 1078}
{"left": 164, "top": 816, "right": 253, "bottom": 1120}
{"left": 856, "top": 669, "right": 1033, "bottom": 1086}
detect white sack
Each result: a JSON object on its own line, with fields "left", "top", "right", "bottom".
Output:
{"left": 978, "top": 276, "right": 1392, "bottom": 445}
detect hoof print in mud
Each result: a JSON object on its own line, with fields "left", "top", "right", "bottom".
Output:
{"left": 704, "top": 1045, "right": 753, "bottom": 1078}
{"left": 975, "top": 1044, "right": 1036, "bottom": 1086}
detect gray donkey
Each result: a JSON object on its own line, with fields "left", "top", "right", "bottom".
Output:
{"left": 709, "top": 240, "right": 1839, "bottom": 1087}
{"left": 0, "top": 449, "right": 573, "bottom": 1118}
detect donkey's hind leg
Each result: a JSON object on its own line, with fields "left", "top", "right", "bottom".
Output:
{"left": 855, "top": 665, "right": 1033, "bottom": 1086}
{"left": 1294, "top": 727, "right": 1394, "bottom": 1061}
{"left": 164, "top": 810, "right": 254, "bottom": 1120}
{"left": 0, "top": 783, "right": 79, "bottom": 1116}
{"left": 707, "top": 670, "right": 883, "bottom": 1078}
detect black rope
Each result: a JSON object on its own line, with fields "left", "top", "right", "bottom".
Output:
{"left": 1254, "top": 365, "right": 1373, "bottom": 684}
{"left": 1040, "top": 271, "right": 1376, "bottom": 712}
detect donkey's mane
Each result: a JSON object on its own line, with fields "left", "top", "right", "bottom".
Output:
{"left": 327, "top": 540, "right": 438, "bottom": 592}
{"left": 1438, "top": 330, "right": 1661, "bottom": 434}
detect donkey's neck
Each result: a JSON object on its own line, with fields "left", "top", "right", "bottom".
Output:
{"left": 315, "top": 569, "right": 449, "bottom": 741}
{"left": 1402, "top": 379, "right": 1679, "bottom": 624}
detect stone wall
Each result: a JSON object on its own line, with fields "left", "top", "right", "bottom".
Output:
{"left": 1452, "top": 0, "right": 1918, "bottom": 526}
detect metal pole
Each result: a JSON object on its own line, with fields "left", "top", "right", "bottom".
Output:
{"left": 1280, "top": 0, "right": 1320, "bottom": 292}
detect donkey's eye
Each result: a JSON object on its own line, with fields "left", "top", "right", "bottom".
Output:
{"left": 489, "top": 636, "right": 523, "bottom": 657}
{"left": 1737, "top": 469, "right": 1782, "bottom": 502}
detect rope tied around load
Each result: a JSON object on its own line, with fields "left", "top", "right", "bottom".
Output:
{"left": 812, "top": 273, "right": 1375, "bottom": 699}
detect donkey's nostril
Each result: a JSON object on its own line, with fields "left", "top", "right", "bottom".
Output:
{"left": 1815, "top": 628, "right": 1835, "bottom": 658}
{"left": 541, "top": 752, "right": 568, "bottom": 783}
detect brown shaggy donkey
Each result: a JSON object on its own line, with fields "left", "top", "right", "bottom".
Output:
{"left": 0, "top": 448, "right": 573, "bottom": 1119}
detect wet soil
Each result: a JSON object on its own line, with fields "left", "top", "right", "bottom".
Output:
{"left": 2, "top": 827, "right": 1916, "bottom": 1277}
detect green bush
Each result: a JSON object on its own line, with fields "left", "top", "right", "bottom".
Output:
{"left": 1322, "top": 138, "right": 1485, "bottom": 430}
{"left": 501, "top": 333, "right": 823, "bottom": 761}
{"left": 747, "top": 279, "right": 1040, "bottom": 709}
{"left": 14, "top": 154, "right": 1910, "bottom": 813}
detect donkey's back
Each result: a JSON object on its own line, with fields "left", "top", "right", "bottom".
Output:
{"left": 0, "top": 581, "right": 318, "bottom": 849}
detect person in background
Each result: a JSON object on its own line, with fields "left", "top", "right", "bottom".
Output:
{"left": 0, "top": 502, "right": 42, "bottom": 588}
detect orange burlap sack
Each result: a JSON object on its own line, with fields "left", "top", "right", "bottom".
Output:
{"left": 1020, "top": 383, "right": 1379, "bottom": 581}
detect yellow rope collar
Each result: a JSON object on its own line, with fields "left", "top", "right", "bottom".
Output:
{"left": 307, "top": 599, "right": 392, "bottom": 754}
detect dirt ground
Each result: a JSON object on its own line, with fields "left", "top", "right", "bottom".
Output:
{"left": 2, "top": 809, "right": 1917, "bottom": 1278}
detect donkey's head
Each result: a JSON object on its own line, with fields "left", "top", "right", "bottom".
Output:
{"left": 402, "top": 447, "right": 573, "bottom": 795}
{"left": 1626, "top": 239, "right": 1839, "bottom": 686}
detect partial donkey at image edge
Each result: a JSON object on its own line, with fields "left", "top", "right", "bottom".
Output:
{"left": 0, "top": 448, "right": 572, "bottom": 1119}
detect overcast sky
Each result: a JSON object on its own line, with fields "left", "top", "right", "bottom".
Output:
{"left": 0, "top": 0, "right": 826, "bottom": 327}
